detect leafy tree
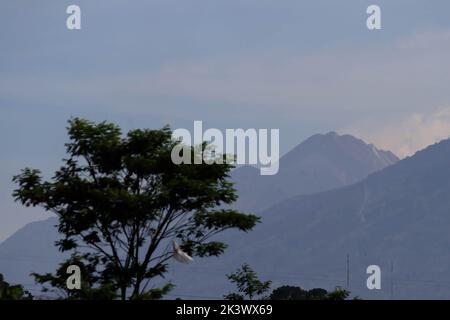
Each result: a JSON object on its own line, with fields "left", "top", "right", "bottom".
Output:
{"left": 326, "top": 287, "right": 351, "bottom": 300}
{"left": 13, "top": 118, "right": 259, "bottom": 300}
{"left": 224, "top": 263, "right": 271, "bottom": 300}
{"left": 269, "top": 286, "right": 350, "bottom": 300}
{"left": 308, "top": 287, "right": 329, "bottom": 300}
{"left": 32, "top": 253, "right": 173, "bottom": 300}
{"left": 270, "top": 285, "right": 351, "bottom": 300}
{"left": 31, "top": 253, "right": 118, "bottom": 300}
{"left": 0, "top": 274, "right": 32, "bottom": 300}
{"left": 270, "top": 285, "right": 327, "bottom": 300}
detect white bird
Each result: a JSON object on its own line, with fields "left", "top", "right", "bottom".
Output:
{"left": 172, "top": 240, "right": 193, "bottom": 263}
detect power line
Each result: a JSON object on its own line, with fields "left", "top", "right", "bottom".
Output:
{"left": 5, "top": 253, "right": 450, "bottom": 291}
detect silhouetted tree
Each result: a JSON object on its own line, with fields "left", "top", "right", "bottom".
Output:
{"left": 270, "top": 285, "right": 350, "bottom": 300}
{"left": 270, "top": 285, "right": 326, "bottom": 300}
{"left": 13, "top": 118, "right": 259, "bottom": 300}
{"left": 0, "top": 273, "right": 32, "bottom": 300}
{"left": 31, "top": 253, "right": 118, "bottom": 300}
{"left": 308, "top": 287, "right": 329, "bottom": 299}
{"left": 326, "top": 287, "right": 350, "bottom": 300}
{"left": 224, "top": 263, "right": 271, "bottom": 300}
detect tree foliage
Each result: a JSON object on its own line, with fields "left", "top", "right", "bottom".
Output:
{"left": 270, "top": 285, "right": 327, "bottom": 300}
{"left": 31, "top": 253, "right": 117, "bottom": 300}
{"left": 224, "top": 263, "right": 271, "bottom": 300}
{"left": 0, "top": 273, "right": 32, "bottom": 300}
{"left": 13, "top": 118, "right": 259, "bottom": 300}
{"left": 326, "top": 287, "right": 351, "bottom": 300}
{"left": 270, "top": 285, "right": 351, "bottom": 300}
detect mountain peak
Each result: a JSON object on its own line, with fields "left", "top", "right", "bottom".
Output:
{"left": 325, "top": 131, "right": 339, "bottom": 137}
{"left": 285, "top": 131, "right": 398, "bottom": 165}
{"left": 302, "top": 131, "right": 368, "bottom": 146}
{"left": 231, "top": 131, "right": 399, "bottom": 212}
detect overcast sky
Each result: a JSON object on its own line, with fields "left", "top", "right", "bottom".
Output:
{"left": 2, "top": 0, "right": 450, "bottom": 241}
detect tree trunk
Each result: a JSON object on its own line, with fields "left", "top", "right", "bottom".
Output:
{"left": 120, "top": 287, "right": 127, "bottom": 300}
{"left": 133, "top": 277, "right": 142, "bottom": 299}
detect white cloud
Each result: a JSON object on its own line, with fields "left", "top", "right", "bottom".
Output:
{"left": 341, "top": 107, "right": 450, "bottom": 158}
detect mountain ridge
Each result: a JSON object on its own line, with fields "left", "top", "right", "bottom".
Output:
{"left": 231, "top": 131, "right": 399, "bottom": 212}
{"left": 0, "top": 132, "right": 402, "bottom": 297}
{"left": 206, "top": 135, "right": 450, "bottom": 299}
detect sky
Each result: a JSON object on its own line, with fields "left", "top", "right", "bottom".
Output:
{"left": 2, "top": 0, "right": 450, "bottom": 241}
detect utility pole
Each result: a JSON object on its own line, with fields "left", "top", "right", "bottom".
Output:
{"left": 346, "top": 253, "right": 350, "bottom": 289}
{"left": 390, "top": 261, "right": 394, "bottom": 299}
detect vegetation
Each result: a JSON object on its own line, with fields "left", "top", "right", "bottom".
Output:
{"left": 10, "top": 117, "right": 357, "bottom": 301}
{"left": 13, "top": 118, "right": 259, "bottom": 300}
{"left": 224, "top": 263, "right": 272, "bottom": 300}
{"left": 0, "top": 273, "right": 32, "bottom": 300}
{"left": 224, "top": 263, "right": 353, "bottom": 301}
{"left": 270, "top": 285, "right": 351, "bottom": 300}
{"left": 31, "top": 253, "right": 118, "bottom": 300}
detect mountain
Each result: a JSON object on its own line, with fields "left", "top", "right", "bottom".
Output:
{"left": 167, "top": 136, "right": 450, "bottom": 299}
{"left": 0, "top": 217, "right": 66, "bottom": 294}
{"left": 0, "top": 132, "right": 399, "bottom": 298}
{"left": 231, "top": 131, "right": 398, "bottom": 212}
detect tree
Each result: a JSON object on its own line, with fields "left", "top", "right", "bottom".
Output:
{"left": 326, "top": 287, "right": 351, "bottom": 300}
{"left": 269, "top": 285, "right": 327, "bottom": 300}
{"left": 31, "top": 253, "right": 118, "bottom": 300}
{"left": 0, "top": 274, "right": 32, "bottom": 300}
{"left": 32, "top": 252, "right": 174, "bottom": 300}
{"left": 13, "top": 118, "right": 259, "bottom": 300}
{"left": 224, "top": 263, "right": 271, "bottom": 300}
{"left": 269, "top": 285, "right": 351, "bottom": 300}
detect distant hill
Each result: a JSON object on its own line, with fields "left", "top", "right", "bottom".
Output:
{"left": 231, "top": 131, "right": 398, "bottom": 212}
{"left": 0, "top": 217, "right": 65, "bottom": 294}
{"left": 0, "top": 132, "right": 400, "bottom": 298}
{"left": 167, "top": 136, "right": 450, "bottom": 299}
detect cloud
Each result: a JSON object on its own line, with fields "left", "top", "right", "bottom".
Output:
{"left": 124, "top": 28, "right": 450, "bottom": 119}
{"left": 3, "top": 28, "right": 450, "bottom": 122}
{"left": 341, "top": 107, "right": 450, "bottom": 158}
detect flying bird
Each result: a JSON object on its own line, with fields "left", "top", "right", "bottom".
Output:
{"left": 173, "top": 240, "right": 193, "bottom": 263}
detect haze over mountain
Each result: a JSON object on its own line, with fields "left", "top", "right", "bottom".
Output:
{"left": 0, "top": 132, "right": 401, "bottom": 297}
{"left": 0, "top": 218, "right": 63, "bottom": 294}
{"left": 231, "top": 131, "right": 398, "bottom": 212}
{"left": 168, "top": 135, "right": 450, "bottom": 299}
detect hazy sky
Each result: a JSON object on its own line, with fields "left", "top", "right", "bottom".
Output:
{"left": 2, "top": 0, "right": 450, "bottom": 241}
